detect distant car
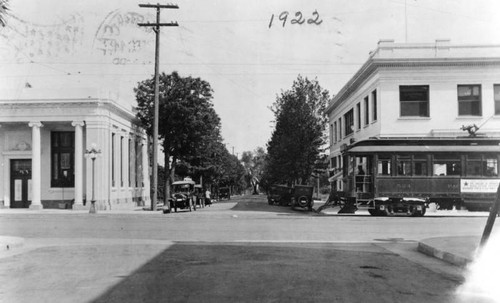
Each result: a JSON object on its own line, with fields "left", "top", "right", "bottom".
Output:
{"left": 164, "top": 179, "right": 196, "bottom": 213}
{"left": 267, "top": 185, "right": 293, "bottom": 206}
{"left": 291, "top": 185, "right": 314, "bottom": 211}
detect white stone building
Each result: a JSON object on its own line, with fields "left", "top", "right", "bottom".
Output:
{"left": 326, "top": 40, "right": 500, "bottom": 191}
{"left": 0, "top": 89, "right": 150, "bottom": 210}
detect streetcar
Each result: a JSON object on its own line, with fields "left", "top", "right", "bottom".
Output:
{"left": 339, "top": 136, "right": 500, "bottom": 214}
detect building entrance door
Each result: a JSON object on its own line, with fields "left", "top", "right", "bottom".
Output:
{"left": 10, "top": 159, "right": 32, "bottom": 208}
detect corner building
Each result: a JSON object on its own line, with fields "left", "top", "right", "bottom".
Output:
{"left": 326, "top": 40, "right": 500, "bottom": 204}
{"left": 0, "top": 89, "right": 151, "bottom": 210}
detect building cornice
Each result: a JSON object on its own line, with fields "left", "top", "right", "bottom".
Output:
{"left": 326, "top": 53, "right": 500, "bottom": 115}
{"left": 0, "top": 98, "right": 139, "bottom": 124}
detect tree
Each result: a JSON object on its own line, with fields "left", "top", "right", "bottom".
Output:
{"left": 263, "top": 75, "right": 330, "bottom": 186}
{"left": 241, "top": 147, "right": 266, "bottom": 194}
{"left": 0, "top": 0, "right": 8, "bottom": 27}
{"left": 135, "top": 71, "right": 221, "bottom": 201}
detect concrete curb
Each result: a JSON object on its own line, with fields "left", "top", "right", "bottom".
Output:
{"left": 417, "top": 236, "right": 478, "bottom": 267}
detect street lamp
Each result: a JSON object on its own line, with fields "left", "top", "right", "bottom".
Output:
{"left": 85, "top": 143, "right": 101, "bottom": 214}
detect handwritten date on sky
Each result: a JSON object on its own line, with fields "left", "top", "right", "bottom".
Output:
{"left": 269, "top": 10, "right": 323, "bottom": 28}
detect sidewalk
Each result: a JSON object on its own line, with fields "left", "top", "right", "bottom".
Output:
{"left": 0, "top": 234, "right": 481, "bottom": 268}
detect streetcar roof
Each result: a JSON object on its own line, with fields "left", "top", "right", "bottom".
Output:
{"left": 347, "top": 145, "right": 500, "bottom": 153}
{"left": 344, "top": 137, "right": 500, "bottom": 154}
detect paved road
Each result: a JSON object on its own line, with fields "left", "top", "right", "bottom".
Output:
{"left": 0, "top": 194, "right": 492, "bottom": 303}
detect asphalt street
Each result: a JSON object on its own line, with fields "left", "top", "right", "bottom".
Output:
{"left": 0, "top": 194, "right": 493, "bottom": 303}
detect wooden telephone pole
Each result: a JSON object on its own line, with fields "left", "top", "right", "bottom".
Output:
{"left": 138, "top": 3, "right": 178, "bottom": 211}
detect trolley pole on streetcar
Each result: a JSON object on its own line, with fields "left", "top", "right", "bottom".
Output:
{"left": 138, "top": 3, "right": 178, "bottom": 211}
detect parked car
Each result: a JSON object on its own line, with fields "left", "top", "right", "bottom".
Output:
{"left": 291, "top": 185, "right": 314, "bottom": 211}
{"left": 164, "top": 179, "right": 196, "bottom": 213}
{"left": 267, "top": 184, "right": 293, "bottom": 206}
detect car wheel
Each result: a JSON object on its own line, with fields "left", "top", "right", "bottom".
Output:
{"left": 297, "top": 196, "right": 308, "bottom": 208}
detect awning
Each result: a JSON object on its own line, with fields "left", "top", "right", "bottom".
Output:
{"left": 347, "top": 145, "right": 500, "bottom": 154}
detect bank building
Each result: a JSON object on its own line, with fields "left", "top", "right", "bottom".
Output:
{"left": 0, "top": 88, "right": 151, "bottom": 210}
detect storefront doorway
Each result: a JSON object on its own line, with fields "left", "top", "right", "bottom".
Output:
{"left": 10, "top": 159, "right": 32, "bottom": 208}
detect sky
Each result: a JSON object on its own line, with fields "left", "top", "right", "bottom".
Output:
{"left": 1, "top": 0, "right": 500, "bottom": 157}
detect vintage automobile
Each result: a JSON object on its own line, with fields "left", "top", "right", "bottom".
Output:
{"left": 164, "top": 179, "right": 196, "bottom": 213}
{"left": 267, "top": 184, "right": 293, "bottom": 206}
{"left": 291, "top": 185, "right": 314, "bottom": 211}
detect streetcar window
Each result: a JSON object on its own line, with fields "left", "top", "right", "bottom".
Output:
{"left": 433, "top": 154, "right": 461, "bottom": 176}
{"left": 466, "top": 155, "right": 498, "bottom": 177}
{"left": 466, "top": 154, "right": 482, "bottom": 176}
{"left": 414, "top": 154, "right": 428, "bottom": 176}
{"left": 493, "top": 84, "right": 500, "bottom": 116}
{"left": 495, "top": 84, "right": 500, "bottom": 115}
{"left": 397, "top": 155, "right": 412, "bottom": 176}
{"left": 485, "top": 157, "right": 498, "bottom": 176}
{"left": 399, "top": 85, "right": 429, "bottom": 117}
{"left": 377, "top": 156, "right": 391, "bottom": 176}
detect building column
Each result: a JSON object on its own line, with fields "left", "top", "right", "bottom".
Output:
{"left": 28, "top": 121, "right": 43, "bottom": 209}
{"left": 141, "top": 137, "right": 151, "bottom": 206}
{"left": 72, "top": 121, "right": 85, "bottom": 209}
{"left": 122, "top": 132, "right": 129, "bottom": 190}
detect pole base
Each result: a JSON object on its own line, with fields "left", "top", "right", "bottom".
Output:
{"left": 89, "top": 201, "right": 97, "bottom": 214}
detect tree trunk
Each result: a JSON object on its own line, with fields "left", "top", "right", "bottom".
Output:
{"left": 252, "top": 183, "right": 258, "bottom": 195}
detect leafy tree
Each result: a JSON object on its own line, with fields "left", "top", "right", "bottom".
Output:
{"left": 135, "top": 71, "right": 221, "bottom": 200}
{"left": 263, "top": 75, "right": 330, "bottom": 186}
{"left": 241, "top": 147, "right": 266, "bottom": 194}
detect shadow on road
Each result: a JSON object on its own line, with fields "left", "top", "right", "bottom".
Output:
{"left": 89, "top": 242, "right": 459, "bottom": 303}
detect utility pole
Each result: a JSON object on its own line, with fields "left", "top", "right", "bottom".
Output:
{"left": 138, "top": 3, "right": 178, "bottom": 211}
